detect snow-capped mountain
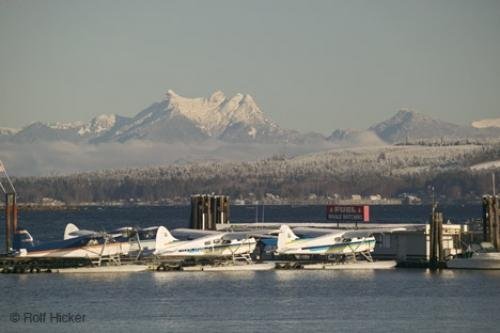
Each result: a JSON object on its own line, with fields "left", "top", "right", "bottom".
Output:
{"left": 325, "top": 109, "right": 500, "bottom": 145}
{"left": 4, "top": 92, "right": 499, "bottom": 146}
{"left": 369, "top": 109, "right": 461, "bottom": 143}
{"left": 369, "top": 109, "right": 500, "bottom": 143}
{"left": 93, "top": 90, "right": 307, "bottom": 144}
{"left": 4, "top": 90, "right": 313, "bottom": 144}
{"left": 472, "top": 118, "right": 500, "bottom": 129}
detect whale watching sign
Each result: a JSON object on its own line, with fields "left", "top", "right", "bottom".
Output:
{"left": 326, "top": 205, "right": 370, "bottom": 222}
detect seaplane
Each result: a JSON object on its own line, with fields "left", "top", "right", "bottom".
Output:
{"left": 13, "top": 223, "right": 132, "bottom": 264}
{"left": 153, "top": 227, "right": 258, "bottom": 262}
{"left": 276, "top": 225, "right": 377, "bottom": 261}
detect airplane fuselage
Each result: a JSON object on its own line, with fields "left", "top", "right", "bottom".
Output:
{"left": 278, "top": 234, "right": 376, "bottom": 255}
{"left": 156, "top": 234, "right": 257, "bottom": 258}
{"left": 17, "top": 237, "right": 130, "bottom": 259}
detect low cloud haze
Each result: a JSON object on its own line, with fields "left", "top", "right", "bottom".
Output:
{"left": 0, "top": 141, "right": 336, "bottom": 177}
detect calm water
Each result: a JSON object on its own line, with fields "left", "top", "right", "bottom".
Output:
{"left": 1, "top": 270, "right": 499, "bottom": 332}
{"left": 1, "top": 205, "right": 497, "bottom": 333}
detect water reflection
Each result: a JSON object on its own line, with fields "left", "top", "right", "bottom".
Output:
{"left": 151, "top": 270, "right": 259, "bottom": 285}
{"left": 274, "top": 269, "right": 376, "bottom": 282}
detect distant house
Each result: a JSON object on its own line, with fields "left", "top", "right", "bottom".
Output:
{"left": 369, "top": 194, "right": 382, "bottom": 201}
{"left": 351, "top": 194, "right": 362, "bottom": 201}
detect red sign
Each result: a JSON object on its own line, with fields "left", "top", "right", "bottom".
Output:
{"left": 326, "top": 205, "right": 370, "bottom": 222}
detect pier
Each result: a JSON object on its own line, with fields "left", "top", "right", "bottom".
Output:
{"left": 0, "top": 171, "right": 496, "bottom": 273}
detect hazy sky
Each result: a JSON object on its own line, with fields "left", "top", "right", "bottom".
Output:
{"left": 0, "top": 0, "right": 499, "bottom": 134}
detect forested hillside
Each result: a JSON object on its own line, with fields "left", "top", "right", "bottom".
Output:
{"left": 12, "top": 144, "right": 500, "bottom": 205}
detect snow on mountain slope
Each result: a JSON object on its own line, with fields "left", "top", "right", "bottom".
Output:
{"left": 369, "top": 109, "right": 500, "bottom": 143}
{"left": 11, "top": 122, "right": 84, "bottom": 143}
{"left": 79, "top": 114, "right": 118, "bottom": 135}
{"left": 165, "top": 89, "right": 277, "bottom": 137}
{"left": 472, "top": 118, "right": 500, "bottom": 129}
{"left": 46, "top": 121, "right": 84, "bottom": 130}
{"left": 0, "top": 127, "right": 19, "bottom": 135}
{"left": 369, "top": 109, "right": 461, "bottom": 143}
{"left": 0, "top": 127, "right": 19, "bottom": 142}
{"left": 100, "top": 89, "right": 304, "bottom": 144}
{"left": 8, "top": 115, "right": 131, "bottom": 144}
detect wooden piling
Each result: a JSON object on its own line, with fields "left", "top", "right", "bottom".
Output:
{"left": 190, "top": 194, "right": 230, "bottom": 230}
{"left": 482, "top": 195, "right": 500, "bottom": 250}
{"left": 429, "top": 204, "right": 444, "bottom": 269}
{"left": 4, "top": 193, "right": 17, "bottom": 253}
{"left": 493, "top": 196, "right": 500, "bottom": 250}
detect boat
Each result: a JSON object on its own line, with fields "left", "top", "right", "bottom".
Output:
{"left": 447, "top": 242, "right": 500, "bottom": 270}
{"left": 447, "top": 252, "right": 500, "bottom": 270}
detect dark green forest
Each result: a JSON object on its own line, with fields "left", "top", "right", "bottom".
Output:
{"left": 10, "top": 145, "right": 500, "bottom": 205}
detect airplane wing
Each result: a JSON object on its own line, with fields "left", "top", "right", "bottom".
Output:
{"left": 172, "top": 228, "right": 221, "bottom": 240}
{"left": 292, "top": 226, "right": 407, "bottom": 239}
{"left": 292, "top": 227, "right": 343, "bottom": 238}
{"left": 342, "top": 227, "right": 407, "bottom": 239}
{"left": 220, "top": 232, "right": 276, "bottom": 240}
{"left": 139, "top": 226, "right": 160, "bottom": 231}
{"left": 68, "top": 229, "right": 101, "bottom": 237}
{"left": 108, "top": 226, "right": 137, "bottom": 237}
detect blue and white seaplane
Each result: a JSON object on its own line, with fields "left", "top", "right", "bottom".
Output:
{"left": 153, "top": 227, "right": 257, "bottom": 261}
{"left": 13, "top": 223, "right": 131, "bottom": 264}
{"left": 276, "top": 225, "right": 377, "bottom": 261}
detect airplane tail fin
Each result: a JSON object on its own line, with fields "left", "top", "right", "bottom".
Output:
{"left": 64, "top": 223, "right": 79, "bottom": 240}
{"left": 154, "top": 226, "right": 177, "bottom": 255}
{"left": 277, "top": 225, "right": 298, "bottom": 252}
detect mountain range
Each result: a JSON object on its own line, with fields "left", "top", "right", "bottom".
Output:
{"left": 1, "top": 90, "right": 499, "bottom": 176}
{"left": 2, "top": 90, "right": 317, "bottom": 145}
{"left": 2, "top": 90, "right": 499, "bottom": 146}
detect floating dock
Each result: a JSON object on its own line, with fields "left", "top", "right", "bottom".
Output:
{"left": 302, "top": 260, "right": 397, "bottom": 270}
{"left": 55, "top": 265, "right": 150, "bottom": 274}
{"left": 182, "top": 262, "right": 275, "bottom": 271}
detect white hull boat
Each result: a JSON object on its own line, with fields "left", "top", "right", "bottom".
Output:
{"left": 447, "top": 252, "right": 500, "bottom": 270}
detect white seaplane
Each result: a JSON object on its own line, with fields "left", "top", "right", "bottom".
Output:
{"left": 153, "top": 227, "right": 257, "bottom": 261}
{"left": 276, "top": 225, "right": 377, "bottom": 261}
{"left": 14, "top": 223, "right": 131, "bottom": 265}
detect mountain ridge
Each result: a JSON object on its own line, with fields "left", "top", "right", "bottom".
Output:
{"left": 1, "top": 91, "right": 499, "bottom": 145}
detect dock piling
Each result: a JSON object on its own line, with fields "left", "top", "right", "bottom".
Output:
{"left": 482, "top": 195, "right": 500, "bottom": 250}
{"left": 190, "top": 194, "right": 230, "bottom": 230}
{"left": 4, "top": 193, "right": 17, "bottom": 253}
{"left": 429, "top": 204, "right": 444, "bottom": 269}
